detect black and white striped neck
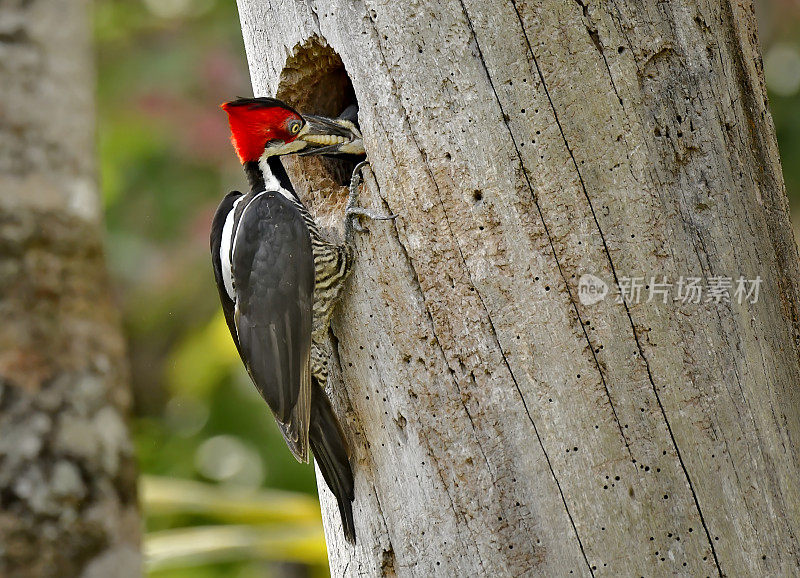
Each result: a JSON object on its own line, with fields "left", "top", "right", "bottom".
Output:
{"left": 243, "top": 156, "right": 298, "bottom": 202}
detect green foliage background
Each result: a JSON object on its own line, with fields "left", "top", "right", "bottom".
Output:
{"left": 94, "top": 0, "right": 800, "bottom": 576}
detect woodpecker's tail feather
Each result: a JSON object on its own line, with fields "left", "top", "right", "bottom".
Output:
{"left": 309, "top": 380, "right": 356, "bottom": 544}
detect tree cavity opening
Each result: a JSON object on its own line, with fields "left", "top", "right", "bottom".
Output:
{"left": 277, "top": 38, "right": 359, "bottom": 233}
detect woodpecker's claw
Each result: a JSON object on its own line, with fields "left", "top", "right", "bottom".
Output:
{"left": 345, "top": 162, "right": 397, "bottom": 233}
{"left": 346, "top": 208, "right": 398, "bottom": 232}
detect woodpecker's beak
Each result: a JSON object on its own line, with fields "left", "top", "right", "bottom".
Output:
{"left": 297, "top": 115, "right": 365, "bottom": 156}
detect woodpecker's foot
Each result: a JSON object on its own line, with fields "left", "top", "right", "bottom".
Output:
{"left": 345, "top": 161, "right": 397, "bottom": 232}
{"left": 346, "top": 161, "right": 369, "bottom": 212}
{"left": 345, "top": 208, "right": 397, "bottom": 232}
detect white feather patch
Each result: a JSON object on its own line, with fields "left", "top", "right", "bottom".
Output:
{"left": 219, "top": 195, "right": 246, "bottom": 301}
{"left": 259, "top": 157, "right": 294, "bottom": 200}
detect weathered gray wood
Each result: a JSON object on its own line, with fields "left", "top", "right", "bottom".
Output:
{"left": 0, "top": 1, "right": 141, "bottom": 576}
{"left": 236, "top": 0, "right": 800, "bottom": 575}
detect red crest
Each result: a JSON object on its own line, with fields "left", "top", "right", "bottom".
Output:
{"left": 221, "top": 98, "right": 303, "bottom": 163}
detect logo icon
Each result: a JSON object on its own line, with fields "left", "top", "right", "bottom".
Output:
{"left": 578, "top": 274, "right": 608, "bottom": 305}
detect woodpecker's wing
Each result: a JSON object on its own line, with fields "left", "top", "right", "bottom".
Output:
{"left": 211, "top": 191, "right": 244, "bottom": 358}
{"left": 213, "top": 190, "right": 314, "bottom": 463}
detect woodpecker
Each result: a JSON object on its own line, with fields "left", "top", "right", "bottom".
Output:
{"left": 211, "top": 97, "right": 393, "bottom": 544}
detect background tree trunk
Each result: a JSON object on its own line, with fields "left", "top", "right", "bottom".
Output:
{"left": 237, "top": 0, "right": 800, "bottom": 575}
{"left": 0, "top": 1, "right": 141, "bottom": 576}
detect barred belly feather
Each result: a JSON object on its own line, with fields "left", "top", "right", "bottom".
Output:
{"left": 284, "top": 196, "right": 355, "bottom": 390}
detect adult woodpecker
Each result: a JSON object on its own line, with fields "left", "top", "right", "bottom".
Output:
{"left": 211, "top": 97, "right": 392, "bottom": 544}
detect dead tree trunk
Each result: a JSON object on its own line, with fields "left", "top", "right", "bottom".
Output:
{"left": 0, "top": 1, "right": 141, "bottom": 576}
{"left": 236, "top": 0, "right": 800, "bottom": 575}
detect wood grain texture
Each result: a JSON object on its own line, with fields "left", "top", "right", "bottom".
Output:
{"left": 236, "top": 0, "right": 800, "bottom": 575}
{"left": 0, "top": 1, "right": 141, "bottom": 576}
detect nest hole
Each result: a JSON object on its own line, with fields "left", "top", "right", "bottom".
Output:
{"left": 277, "top": 38, "right": 360, "bottom": 232}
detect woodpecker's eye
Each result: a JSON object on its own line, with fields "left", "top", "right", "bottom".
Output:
{"left": 288, "top": 119, "right": 302, "bottom": 135}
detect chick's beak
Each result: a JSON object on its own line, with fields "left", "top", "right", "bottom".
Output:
{"left": 297, "top": 114, "right": 365, "bottom": 156}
